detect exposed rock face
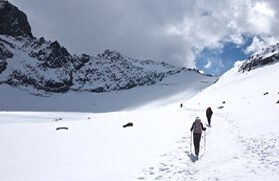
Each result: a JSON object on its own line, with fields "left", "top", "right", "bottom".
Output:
{"left": 29, "top": 40, "right": 72, "bottom": 69}
{"left": 0, "top": 1, "right": 33, "bottom": 37}
{"left": 239, "top": 43, "right": 279, "bottom": 72}
{"left": 0, "top": 35, "right": 14, "bottom": 74}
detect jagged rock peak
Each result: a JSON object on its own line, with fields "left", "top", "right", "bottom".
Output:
{"left": 97, "top": 49, "right": 129, "bottom": 62}
{"left": 0, "top": 1, "right": 33, "bottom": 37}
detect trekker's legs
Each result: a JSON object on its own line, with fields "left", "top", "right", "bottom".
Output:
{"left": 207, "top": 115, "right": 211, "bottom": 126}
{"left": 193, "top": 133, "right": 201, "bottom": 156}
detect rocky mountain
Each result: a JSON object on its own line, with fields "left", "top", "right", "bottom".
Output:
{"left": 239, "top": 42, "right": 279, "bottom": 72}
{"left": 0, "top": 34, "right": 191, "bottom": 93}
{"left": 0, "top": 1, "right": 198, "bottom": 93}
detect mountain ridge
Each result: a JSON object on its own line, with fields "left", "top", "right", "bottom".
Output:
{"left": 0, "top": 34, "right": 199, "bottom": 93}
{"left": 0, "top": 1, "right": 207, "bottom": 94}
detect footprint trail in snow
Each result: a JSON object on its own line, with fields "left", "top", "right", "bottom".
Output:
{"left": 137, "top": 111, "right": 279, "bottom": 180}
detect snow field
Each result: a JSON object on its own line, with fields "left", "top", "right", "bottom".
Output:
{"left": 1, "top": 62, "right": 279, "bottom": 180}
{"left": 0, "top": 70, "right": 217, "bottom": 180}
{"left": 138, "top": 62, "right": 279, "bottom": 180}
{"left": 0, "top": 109, "right": 193, "bottom": 181}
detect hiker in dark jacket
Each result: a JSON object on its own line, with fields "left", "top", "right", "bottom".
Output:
{"left": 190, "top": 117, "right": 206, "bottom": 156}
{"left": 206, "top": 107, "right": 213, "bottom": 126}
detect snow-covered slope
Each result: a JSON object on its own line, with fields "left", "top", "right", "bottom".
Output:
{"left": 176, "top": 52, "right": 279, "bottom": 180}
{"left": 1, "top": 45, "right": 279, "bottom": 181}
{"left": 0, "top": 68, "right": 217, "bottom": 112}
{"left": 137, "top": 48, "right": 279, "bottom": 180}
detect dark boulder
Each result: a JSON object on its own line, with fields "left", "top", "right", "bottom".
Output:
{"left": 123, "top": 122, "right": 133, "bottom": 128}
{"left": 56, "top": 127, "right": 68, "bottom": 131}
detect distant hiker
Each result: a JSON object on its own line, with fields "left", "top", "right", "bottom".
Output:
{"left": 180, "top": 103, "right": 183, "bottom": 108}
{"left": 190, "top": 117, "right": 206, "bottom": 156}
{"left": 206, "top": 107, "right": 213, "bottom": 126}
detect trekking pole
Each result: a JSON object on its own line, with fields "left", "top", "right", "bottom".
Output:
{"left": 190, "top": 131, "right": 192, "bottom": 153}
{"left": 204, "top": 131, "right": 206, "bottom": 151}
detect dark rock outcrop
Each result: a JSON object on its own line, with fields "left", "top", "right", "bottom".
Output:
{"left": 0, "top": 37, "right": 14, "bottom": 73}
{"left": 239, "top": 43, "right": 279, "bottom": 72}
{"left": 0, "top": 1, "right": 33, "bottom": 37}
{"left": 29, "top": 40, "right": 71, "bottom": 69}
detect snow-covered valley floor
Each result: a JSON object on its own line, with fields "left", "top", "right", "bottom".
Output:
{"left": 0, "top": 63, "right": 279, "bottom": 181}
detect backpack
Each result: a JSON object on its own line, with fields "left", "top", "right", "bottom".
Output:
{"left": 193, "top": 118, "right": 202, "bottom": 134}
{"left": 206, "top": 107, "right": 212, "bottom": 115}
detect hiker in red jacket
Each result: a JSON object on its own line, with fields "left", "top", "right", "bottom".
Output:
{"left": 206, "top": 107, "right": 213, "bottom": 126}
{"left": 190, "top": 117, "right": 206, "bottom": 156}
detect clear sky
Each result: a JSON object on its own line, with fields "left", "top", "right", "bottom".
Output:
{"left": 9, "top": 0, "right": 279, "bottom": 75}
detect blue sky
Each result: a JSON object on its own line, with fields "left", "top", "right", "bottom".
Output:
{"left": 9, "top": 0, "right": 279, "bottom": 76}
{"left": 195, "top": 36, "right": 254, "bottom": 75}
